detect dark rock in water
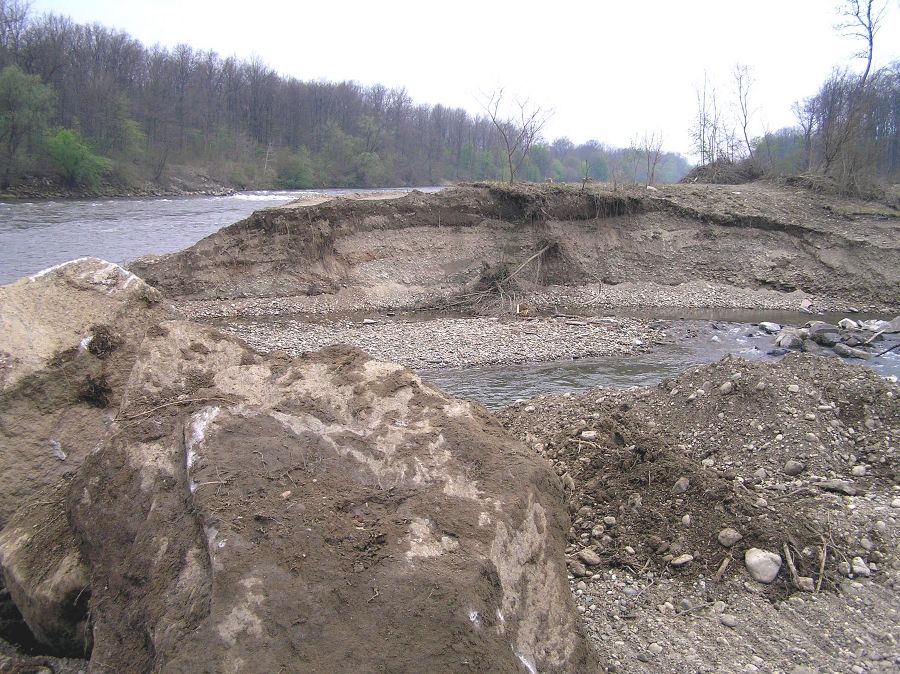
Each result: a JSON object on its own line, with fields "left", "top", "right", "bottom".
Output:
{"left": 807, "top": 321, "right": 841, "bottom": 347}
{"left": 767, "top": 348, "right": 789, "bottom": 356}
{"left": 2, "top": 284, "right": 597, "bottom": 673}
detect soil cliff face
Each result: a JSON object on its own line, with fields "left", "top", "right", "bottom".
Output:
{"left": 128, "top": 182, "right": 900, "bottom": 310}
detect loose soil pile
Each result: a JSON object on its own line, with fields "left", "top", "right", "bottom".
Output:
{"left": 497, "top": 353, "right": 899, "bottom": 672}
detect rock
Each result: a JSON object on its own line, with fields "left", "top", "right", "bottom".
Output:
{"left": 720, "top": 613, "right": 737, "bottom": 628}
{"left": 744, "top": 548, "right": 782, "bottom": 583}
{"left": 672, "top": 476, "right": 690, "bottom": 494}
{"left": 578, "top": 548, "right": 602, "bottom": 566}
{"left": 851, "top": 465, "right": 867, "bottom": 477}
{"left": 783, "top": 460, "right": 805, "bottom": 476}
{"left": 719, "top": 381, "right": 734, "bottom": 395}
{"left": 361, "top": 318, "right": 378, "bottom": 325}
{"left": 580, "top": 430, "right": 599, "bottom": 440}
{"left": 799, "top": 298, "right": 813, "bottom": 312}
{"left": 816, "top": 479, "right": 858, "bottom": 496}
{"left": 0, "top": 488, "right": 90, "bottom": 656}
{"left": 603, "top": 516, "right": 617, "bottom": 526}
{"left": 879, "top": 316, "right": 900, "bottom": 334}
{"left": 10, "top": 321, "right": 598, "bottom": 673}
{"left": 787, "top": 384, "right": 800, "bottom": 393}
{"left": 838, "top": 561, "right": 853, "bottom": 577}
{"left": 670, "top": 554, "right": 694, "bottom": 568}
{"left": 0, "top": 257, "right": 169, "bottom": 527}
{"left": 851, "top": 557, "right": 871, "bottom": 577}
{"left": 717, "top": 528, "right": 743, "bottom": 547}
{"left": 797, "top": 576, "right": 815, "bottom": 592}
{"left": 569, "top": 560, "right": 589, "bottom": 577}
{"left": 833, "top": 342, "right": 871, "bottom": 359}
{"left": 759, "top": 322, "right": 781, "bottom": 334}
{"left": 837, "top": 318, "right": 859, "bottom": 330}
{"left": 807, "top": 321, "right": 841, "bottom": 347}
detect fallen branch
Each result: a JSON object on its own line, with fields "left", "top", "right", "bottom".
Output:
{"left": 501, "top": 244, "right": 553, "bottom": 286}
{"left": 783, "top": 543, "right": 801, "bottom": 590}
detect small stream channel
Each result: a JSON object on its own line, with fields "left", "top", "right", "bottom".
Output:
{"left": 423, "top": 313, "right": 900, "bottom": 409}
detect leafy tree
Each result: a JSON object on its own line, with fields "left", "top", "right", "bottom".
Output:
{"left": 45, "top": 127, "right": 111, "bottom": 189}
{"left": 0, "top": 64, "right": 55, "bottom": 188}
{"left": 274, "top": 147, "right": 314, "bottom": 188}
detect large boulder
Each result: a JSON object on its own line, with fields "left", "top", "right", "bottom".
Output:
{"left": 8, "top": 319, "right": 596, "bottom": 672}
{"left": 806, "top": 321, "right": 841, "bottom": 347}
{"left": 0, "top": 257, "right": 170, "bottom": 527}
{"left": 0, "top": 483, "right": 90, "bottom": 656}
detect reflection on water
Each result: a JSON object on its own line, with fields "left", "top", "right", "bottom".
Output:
{"left": 423, "top": 321, "right": 900, "bottom": 409}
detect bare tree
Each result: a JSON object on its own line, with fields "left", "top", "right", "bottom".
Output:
{"left": 733, "top": 64, "right": 754, "bottom": 160}
{"left": 837, "top": 0, "right": 886, "bottom": 88}
{"left": 641, "top": 131, "right": 664, "bottom": 185}
{"left": 480, "top": 88, "right": 551, "bottom": 183}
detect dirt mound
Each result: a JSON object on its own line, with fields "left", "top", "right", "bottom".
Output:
{"left": 0, "top": 258, "right": 171, "bottom": 528}
{"left": 680, "top": 158, "right": 763, "bottom": 185}
{"left": 2, "top": 312, "right": 596, "bottom": 672}
{"left": 497, "top": 353, "right": 898, "bottom": 594}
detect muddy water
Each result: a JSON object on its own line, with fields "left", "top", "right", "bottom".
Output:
{"left": 424, "top": 318, "right": 900, "bottom": 409}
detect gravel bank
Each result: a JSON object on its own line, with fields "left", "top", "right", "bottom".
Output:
{"left": 223, "top": 315, "right": 662, "bottom": 370}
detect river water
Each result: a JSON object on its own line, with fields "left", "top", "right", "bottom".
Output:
{"left": 0, "top": 188, "right": 435, "bottom": 285}
{"left": 2, "top": 191, "right": 897, "bottom": 406}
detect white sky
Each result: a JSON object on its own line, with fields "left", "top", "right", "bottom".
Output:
{"left": 30, "top": 0, "right": 900, "bottom": 158}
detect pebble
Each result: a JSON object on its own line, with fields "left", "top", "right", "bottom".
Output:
{"left": 671, "top": 554, "right": 694, "bottom": 568}
{"left": 851, "top": 465, "right": 867, "bottom": 476}
{"left": 603, "top": 516, "right": 617, "bottom": 526}
{"left": 672, "top": 476, "right": 690, "bottom": 494}
{"left": 783, "top": 460, "right": 806, "bottom": 476}
{"left": 719, "top": 381, "right": 734, "bottom": 395}
{"left": 851, "top": 557, "right": 871, "bottom": 577}
{"left": 569, "top": 560, "right": 589, "bottom": 577}
{"left": 717, "top": 528, "right": 743, "bottom": 547}
{"left": 580, "top": 430, "right": 598, "bottom": 440}
{"left": 744, "top": 548, "right": 782, "bottom": 583}
{"left": 720, "top": 613, "right": 737, "bottom": 628}
{"left": 578, "top": 549, "right": 602, "bottom": 566}
{"left": 788, "top": 384, "right": 800, "bottom": 393}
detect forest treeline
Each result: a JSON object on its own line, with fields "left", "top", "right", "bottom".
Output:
{"left": 0, "top": 1, "right": 688, "bottom": 193}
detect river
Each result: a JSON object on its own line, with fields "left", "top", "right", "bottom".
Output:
{"left": 0, "top": 188, "right": 436, "bottom": 285}
{"left": 2, "top": 191, "right": 897, "bottom": 405}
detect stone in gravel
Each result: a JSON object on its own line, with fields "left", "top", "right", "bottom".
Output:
{"left": 892, "top": 497, "right": 900, "bottom": 508}
{"left": 783, "top": 460, "right": 805, "bottom": 476}
{"left": 675, "top": 598, "right": 693, "bottom": 613}
{"left": 361, "top": 318, "right": 378, "bottom": 325}
{"left": 719, "top": 381, "right": 734, "bottom": 395}
{"left": 681, "top": 514, "right": 692, "bottom": 526}
{"left": 647, "top": 643, "right": 663, "bottom": 655}
{"left": 851, "top": 465, "right": 867, "bottom": 476}
{"left": 720, "top": 614, "right": 737, "bottom": 628}
{"left": 851, "top": 557, "right": 871, "bottom": 577}
{"left": 672, "top": 476, "right": 690, "bottom": 494}
{"left": 603, "top": 516, "right": 617, "bottom": 526}
{"left": 797, "top": 577, "right": 815, "bottom": 592}
{"left": 753, "top": 467, "right": 767, "bottom": 480}
{"left": 744, "top": 548, "right": 782, "bottom": 583}
{"left": 816, "top": 479, "right": 857, "bottom": 496}
{"left": 670, "top": 554, "right": 694, "bottom": 568}
{"left": 569, "top": 560, "right": 589, "bottom": 577}
{"left": 578, "top": 549, "right": 602, "bottom": 566}
{"left": 717, "top": 528, "right": 743, "bottom": 547}
{"left": 837, "top": 561, "right": 852, "bottom": 577}
{"left": 787, "top": 384, "right": 800, "bottom": 393}
{"left": 755, "top": 381, "right": 766, "bottom": 391}
{"left": 580, "top": 430, "right": 598, "bottom": 440}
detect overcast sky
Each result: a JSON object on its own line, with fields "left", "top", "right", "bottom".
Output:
{"left": 30, "top": 0, "right": 900, "bottom": 157}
